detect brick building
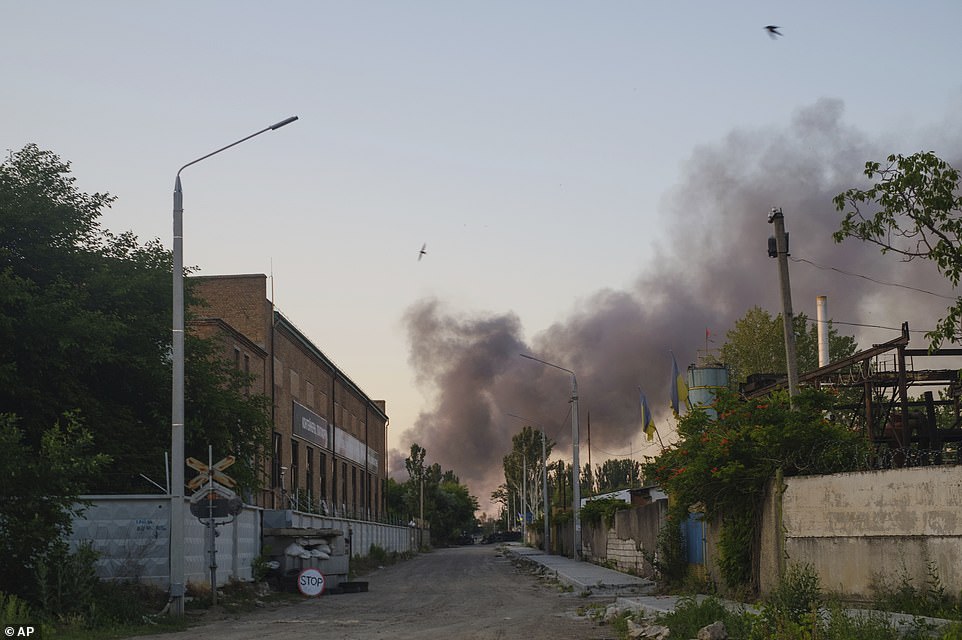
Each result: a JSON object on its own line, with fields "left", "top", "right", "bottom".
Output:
{"left": 190, "top": 274, "right": 388, "bottom": 519}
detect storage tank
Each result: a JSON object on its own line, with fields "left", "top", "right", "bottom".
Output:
{"left": 688, "top": 364, "right": 729, "bottom": 419}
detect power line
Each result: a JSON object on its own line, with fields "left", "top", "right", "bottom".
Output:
{"left": 812, "top": 318, "right": 933, "bottom": 334}
{"left": 791, "top": 256, "right": 956, "bottom": 300}
{"left": 592, "top": 445, "right": 643, "bottom": 458}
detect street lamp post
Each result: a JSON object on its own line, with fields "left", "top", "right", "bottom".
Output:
{"left": 520, "top": 354, "right": 581, "bottom": 559}
{"left": 170, "top": 116, "right": 297, "bottom": 615}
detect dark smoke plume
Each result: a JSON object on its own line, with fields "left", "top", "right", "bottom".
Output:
{"left": 397, "top": 98, "right": 959, "bottom": 512}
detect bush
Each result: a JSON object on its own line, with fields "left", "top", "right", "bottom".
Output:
{"left": 0, "top": 592, "right": 32, "bottom": 626}
{"left": 36, "top": 541, "right": 101, "bottom": 623}
{"left": 643, "top": 514, "right": 687, "bottom": 588}
{"left": 657, "top": 595, "right": 755, "bottom": 639}
{"left": 872, "top": 560, "right": 961, "bottom": 620}
{"left": 762, "top": 563, "right": 823, "bottom": 628}
{"left": 580, "top": 498, "right": 630, "bottom": 528}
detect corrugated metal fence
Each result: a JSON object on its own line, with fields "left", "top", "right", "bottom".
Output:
{"left": 69, "top": 495, "right": 414, "bottom": 587}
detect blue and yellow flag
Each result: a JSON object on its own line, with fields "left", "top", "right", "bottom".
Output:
{"left": 640, "top": 391, "right": 656, "bottom": 442}
{"left": 670, "top": 352, "right": 690, "bottom": 416}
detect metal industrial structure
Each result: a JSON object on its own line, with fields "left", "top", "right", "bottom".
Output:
{"left": 689, "top": 362, "right": 729, "bottom": 419}
{"left": 743, "top": 323, "right": 962, "bottom": 462}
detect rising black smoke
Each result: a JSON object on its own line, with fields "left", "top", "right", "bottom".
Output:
{"left": 395, "top": 98, "right": 959, "bottom": 512}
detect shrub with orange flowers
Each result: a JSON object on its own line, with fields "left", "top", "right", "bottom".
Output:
{"left": 642, "top": 387, "right": 867, "bottom": 593}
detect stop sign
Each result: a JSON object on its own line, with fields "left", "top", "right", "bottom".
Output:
{"left": 297, "top": 568, "right": 325, "bottom": 597}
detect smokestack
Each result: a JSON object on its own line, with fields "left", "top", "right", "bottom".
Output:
{"left": 817, "top": 295, "right": 829, "bottom": 367}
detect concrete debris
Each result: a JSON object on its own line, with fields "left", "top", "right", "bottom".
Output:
{"left": 626, "top": 618, "right": 671, "bottom": 639}
{"left": 697, "top": 621, "right": 728, "bottom": 639}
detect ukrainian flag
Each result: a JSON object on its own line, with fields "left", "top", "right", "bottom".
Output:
{"left": 640, "top": 391, "right": 657, "bottom": 442}
{"left": 671, "top": 352, "right": 690, "bottom": 416}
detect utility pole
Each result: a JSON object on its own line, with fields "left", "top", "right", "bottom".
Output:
{"left": 541, "top": 429, "right": 548, "bottom": 552}
{"left": 768, "top": 208, "right": 800, "bottom": 403}
{"left": 522, "top": 455, "right": 527, "bottom": 542}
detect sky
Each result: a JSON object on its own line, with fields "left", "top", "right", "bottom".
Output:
{"left": 4, "top": 1, "right": 961, "bottom": 514}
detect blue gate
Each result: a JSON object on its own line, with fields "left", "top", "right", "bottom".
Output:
{"left": 682, "top": 512, "right": 705, "bottom": 565}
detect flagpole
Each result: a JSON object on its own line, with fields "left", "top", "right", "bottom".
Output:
{"left": 638, "top": 386, "right": 666, "bottom": 452}
{"left": 654, "top": 425, "right": 666, "bottom": 452}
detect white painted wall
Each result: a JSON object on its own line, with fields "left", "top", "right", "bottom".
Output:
{"left": 763, "top": 466, "right": 962, "bottom": 599}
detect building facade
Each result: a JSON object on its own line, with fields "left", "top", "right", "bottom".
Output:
{"left": 190, "top": 274, "right": 388, "bottom": 519}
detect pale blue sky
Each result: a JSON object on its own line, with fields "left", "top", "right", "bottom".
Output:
{"left": 4, "top": 2, "right": 961, "bottom": 500}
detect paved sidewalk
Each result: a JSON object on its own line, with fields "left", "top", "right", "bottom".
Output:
{"left": 502, "top": 543, "right": 655, "bottom": 595}
{"left": 501, "top": 544, "right": 957, "bottom": 636}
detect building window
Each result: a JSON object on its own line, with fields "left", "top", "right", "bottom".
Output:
{"left": 351, "top": 466, "right": 357, "bottom": 513}
{"left": 290, "top": 369, "right": 300, "bottom": 398}
{"left": 290, "top": 439, "right": 299, "bottom": 496}
{"left": 271, "top": 432, "right": 282, "bottom": 489}
{"left": 320, "top": 453, "right": 327, "bottom": 502}
{"left": 243, "top": 354, "right": 251, "bottom": 396}
{"left": 305, "top": 381, "right": 314, "bottom": 408}
{"left": 306, "top": 447, "right": 314, "bottom": 508}
{"left": 370, "top": 472, "right": 375, "bottom": 517}
{"left": 234, "top": 347, "right": 241, "bottom": 369}
{"left": 341, "top": 462, "right": 348, "bottom": 507}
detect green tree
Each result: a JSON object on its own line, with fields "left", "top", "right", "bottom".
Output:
{"left": 384, "top": 477, "right": 406, "bottom": 520}
{"left": 721, "top": 306, "right": 857, "bottom": 384}
{"left": 594, "top": 458, "right": 642, "bottom": 493}
{"left": 432, "top": 480, "right": 479, "bottom": 542}
{"left": 552, "top": 460, "right": 571, "bottom": 512}
{"left": 580, "top": 463, "right": 595, "bottom": 496}
{"left": 0, "top": 412, "right": 109, "bottom": 602}
{"left": 404, "top": 443, "right": 427, "bottom": 520}
{"left": 403, "top": 443, "right": 478, "bottom": 545}
{"left": 501, "top": 426, "right": 552, "bottom": 521}
{"left": 0, "top": 144, "right": 271, "bottom": 493}
{"left": 642, "top": 389, "right": 867, "bottom": 591}
{"left": 834, "top": 151, "right": 962, "bottom": 350}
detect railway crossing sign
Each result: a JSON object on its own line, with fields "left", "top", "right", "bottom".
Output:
{"left": 187, "top": 454, "right": 242, "bottom": 520}
{"left": 189, "top": 483, "right": 243, "bottom": 519}
{"left": 186, "top": 455, "right": 237, "bottom": 490}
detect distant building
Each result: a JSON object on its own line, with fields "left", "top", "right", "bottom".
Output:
{"left": 190, "top": 274, "right": 388, "bottom": 519}
{"left": 581, "top": 485, "right": 667, "bottom": 508}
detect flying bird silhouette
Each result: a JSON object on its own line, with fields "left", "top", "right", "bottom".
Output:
{"left": 418, "top": 243, "right": 427, "bottom": 261}
{"left": 765, "top": 25, "right": 782, "bottom": 39}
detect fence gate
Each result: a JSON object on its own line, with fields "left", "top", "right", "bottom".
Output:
{"left": 682, "top": 512, "right": 706, "bottom": 566}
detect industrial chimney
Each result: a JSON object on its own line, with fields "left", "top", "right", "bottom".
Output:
{"left": 816, "top": 295, "right": 829, "bottom": 367}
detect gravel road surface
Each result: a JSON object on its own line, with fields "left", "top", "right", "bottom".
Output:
{"left": 134, "top": 545, "right": 617, "bottom": 639}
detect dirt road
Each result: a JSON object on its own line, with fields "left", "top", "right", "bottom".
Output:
{"left": 136, "top": 545, "right": 617, "bottom": 639}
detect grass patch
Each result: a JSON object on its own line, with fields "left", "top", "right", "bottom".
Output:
{"left": 872, "top": 561, "right": 962, "bottom": 621}
{"left": 350, "top": 543, "right": 415, "bottom": 578}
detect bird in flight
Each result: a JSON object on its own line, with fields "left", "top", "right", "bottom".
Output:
{"left": 418, "top": 243, "right": 427, "bottom": 261}
{"left": 765, "top": 25, "right": 782, "bottom": 39}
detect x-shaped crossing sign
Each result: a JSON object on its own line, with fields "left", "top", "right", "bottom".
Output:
{"left": 186, "top": 455, "right": 237, "bottom": 491}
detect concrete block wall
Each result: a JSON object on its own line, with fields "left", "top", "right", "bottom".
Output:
{"left": 581, "top": 500, "right": 665, "bottom": 578}
{"left": 760, "top": 465, "right": 962, "bottom": 600}
{"left": 71, "top": 497, "right": 416, "bottom": 589}
{"left": 70, "top": 495, "right": 261, "bottom": 588}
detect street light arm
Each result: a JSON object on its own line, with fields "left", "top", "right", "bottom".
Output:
{"left": 520, "top": 353, "right": 574, "bottom": 377}
{"left": 169, "top": 115, "right": 297, "bottom": 616}
{"left": 176, "top": 115, "right": 298, "bottom": 178}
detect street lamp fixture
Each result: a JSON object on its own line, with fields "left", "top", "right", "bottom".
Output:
{"left": 170, "top": 115, "right": 297, "bottom": 615}
{"left": 519, "top": 353, "right": 582, "bottom": 559}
